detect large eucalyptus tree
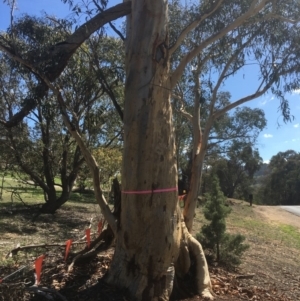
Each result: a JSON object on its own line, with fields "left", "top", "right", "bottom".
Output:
{"left": 1, "top": 0, "right": 300, "bottom": 300}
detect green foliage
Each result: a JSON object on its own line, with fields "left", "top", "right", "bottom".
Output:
{"left": 0, "top": 15, "right": 124, "bottom": 211}
{"left": 219, "top": 233, "right": 250, "bottom": 267}
{"left": 210, "top": 141, "right": 262, "bottom": 199}
{"left": 256, "top": 150, "right": 300, "bottom": 205}
{"left": 197, "top": 175, "right": 249, "bottom": 267}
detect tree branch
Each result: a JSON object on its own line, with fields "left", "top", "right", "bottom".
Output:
{"left": 169, "top": 0, "right": 224, "bottom": 56}
{"left": 6, "top": 242, "right": 86, "bottom": 258}
{"left": 0, "top": 1, "right": 131, "bottom": 128}
{"left": 6, "top": 127, "right": 50, "bottom": 193}
{"left": 214, "top": 83, "right": 270, "bottom": 120}
{"left": 172, "top": 92, "right": 193, "bottom": 122}
{"left": 56, "top": 92, "right": 117, "bottom": 235}
{"left": 210, "top": 31, "right": 258, "bottom": 115}
{"left": 94, "top": 65, "right": 124, "bottom": 121}
{"left": 92, "top": 0, "right": 126, "bottom": 40}
{"left": 170, "top": 0, "right": 269, "bottom": 88}
{"left": 191, "top": 55, "right": 203, "bottom": 157}
{"left": 6, "top": 52, "right": 118, "bottom": 233}
{"left": 265, "top": 13, "right": 300, "bottom": 24}
{"left": 213, "top": 51, "right": 300, "bottom": 120}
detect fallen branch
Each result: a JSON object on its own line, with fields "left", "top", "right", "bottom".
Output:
{"left": 6, "top": 241, "right": 86, "bottom": 258}
{"left": 0, "top": 265, "right": 29, "bottom": 283}
{"left": 68, "top": 227, "right": 114, "bottom": 272}
{"left": 0, "top": 281, "right": 31, "bottom": 287}
{"left": 235, "top": 273, "right": 255, "bottom": 279}
{"left": 27, "top": 286, "right": 68, "bottom": 301}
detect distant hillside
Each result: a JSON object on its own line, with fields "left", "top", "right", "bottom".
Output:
{"left": 254, "top": 163, "right": 270, "bottom": 177}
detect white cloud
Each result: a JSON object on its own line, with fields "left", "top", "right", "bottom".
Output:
{"left": 259, "top": 96, "right": 274, "bottom": 106}
{"left": 263, "top": 160, "right": 270, "bottom": 164}
{"left": 263, "top": 134, "right": 273, "bottom": 138}
{"left": 294, "top": 123, "right": 299, "bottom": 128}
{"left": 260, "top": 99, "right": 268, "bottom": 106}
{"left": 292, "top": 89, "right": 300, "bottom": 94}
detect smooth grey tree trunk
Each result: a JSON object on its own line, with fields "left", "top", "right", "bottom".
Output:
{"left": 107, "top": 1, "right": 179, "bottom": 299}
{"left": 107, "top": 1, "right": 213, "bottom": 300}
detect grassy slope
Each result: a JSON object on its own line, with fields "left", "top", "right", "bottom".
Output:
{"left": 193, "top": 199, "right": 300, "bottom": 250}
{"left": 1, "top": 173, "right": 300, "bottom": 263}
{"left": 1, "top": 184, "right": 300, "bottom": 300}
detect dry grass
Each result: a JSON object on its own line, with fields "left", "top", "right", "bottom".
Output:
{"left": 193, "top": 199, "right": 300, "bottom": 300}
{"left": 1, "top": 189, "right": 300, "bottom": 300}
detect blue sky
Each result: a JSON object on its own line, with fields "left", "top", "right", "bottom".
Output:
{"left": 0, "top": 0, "right": 299, "bottom": 163}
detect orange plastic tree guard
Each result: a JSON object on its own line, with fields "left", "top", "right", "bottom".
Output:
{"left": 64, "top": 239, "right": 72, "bottom": 261}
{"left": 35, "top": 255, "right": 45, "bottom": 285}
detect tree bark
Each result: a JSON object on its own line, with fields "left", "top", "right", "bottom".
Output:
{"left": 107, "top": 2, "right": 179, "bottom": 299}
{"left": 182, "top": 63, "right": 213, "bottom": 233}
{"left": 106, "top": 1, "right": 212, "bottom": 300}
{"left": 40, "top": 195, "right": 67, "bottom": 214}
{"left": 183, "top": 148, "right": 206, "bottom": 232}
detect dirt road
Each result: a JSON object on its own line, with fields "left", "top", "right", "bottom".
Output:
{"left": 253, "top": 205, "right": 300, "bottom": 229}
{"left": 281, "top": 205, "right": 300, "bottom": 217}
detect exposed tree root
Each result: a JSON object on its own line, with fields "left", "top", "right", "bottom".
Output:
{"left": 106, "top": 205, "right": 213, "bottom": 301}
{"left": 174, "top": 215, "right": 214, "bottom": 300}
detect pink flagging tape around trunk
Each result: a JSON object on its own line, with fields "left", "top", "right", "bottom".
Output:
{"left": 122, "top": 187, "right": 177, "bottom": 195}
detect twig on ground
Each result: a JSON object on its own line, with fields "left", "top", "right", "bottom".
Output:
{"left": 6, "top": 241, "right": 86, "bottom": 258}
{"left": 235, "top": 273, "right": 255, "bottom": 279}
{"left": 0, "top": 265, "right": 29, "bottom": 282}
{"left": 68, "top": 228, "right": 114, "bottom": 272}
{"left": 27, "top": 285, "right": 68, "bottom": 301}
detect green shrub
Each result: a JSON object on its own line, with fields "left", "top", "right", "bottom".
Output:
{"left": 219, "top": 233, "right": 249, "bottom": 267}
{"left": 197, "top": 175, "right": 249, "bottom": 267}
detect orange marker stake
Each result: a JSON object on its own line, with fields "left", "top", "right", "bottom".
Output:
{"left": 64, "top": 239, "right": 72, "bottom": 261}
{"left": 35, "top": 255, "right": 45, "bottom": 285}
{"left": 86, "top": 228, "right": 91, "bottom": 249}
{"left": 178, "top": 194, "right": 186, "bottom": 208}
{"left": 97, "top": 221, "right": 103, "bottom": 236}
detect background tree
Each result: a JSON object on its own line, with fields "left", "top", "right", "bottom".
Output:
{"left": 169, "top": 0, "right": 300, "bottom": 231}
{"left": 211, "top": 141, "right": 262, "bottom": 199}
{"left": 257, "top": 150, "right": 300, "bottom": 205}
{"left": 0, "top": 16, "right": 124, "bottom": 213}
{"left": 175, "top": 95, "right": 266, "bottom": 195}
